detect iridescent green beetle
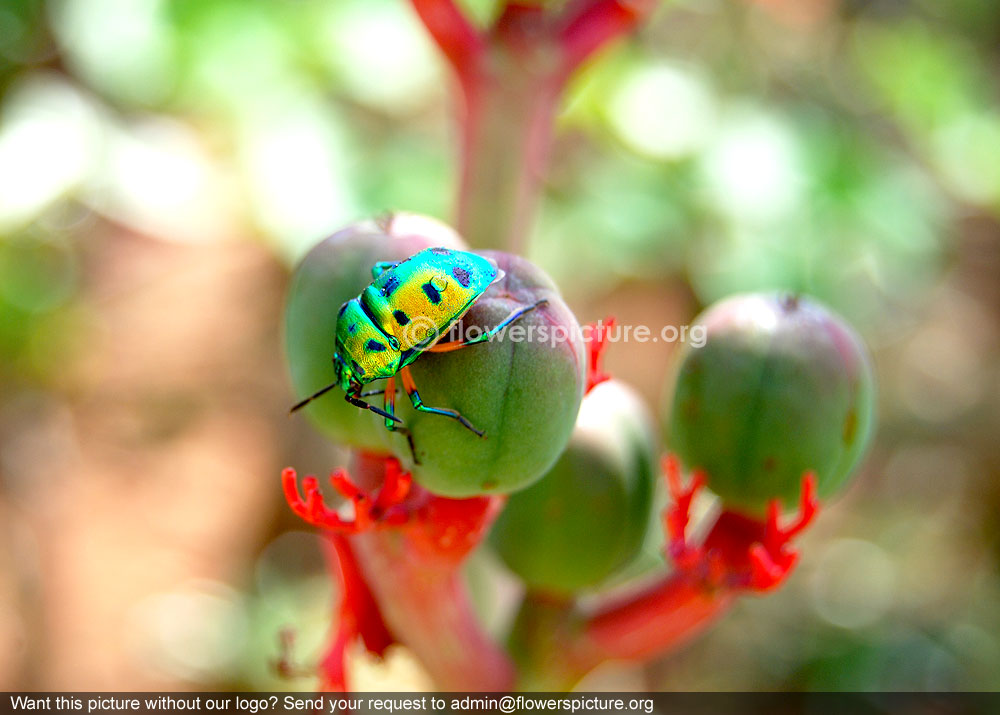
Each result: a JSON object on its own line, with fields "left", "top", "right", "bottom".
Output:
{"left": 291, "top": 246, "right": 546, "bottom": 457}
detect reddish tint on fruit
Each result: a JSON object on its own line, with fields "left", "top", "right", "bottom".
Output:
{"left": 665, "top": 292, "right": 876, "bottom": 512}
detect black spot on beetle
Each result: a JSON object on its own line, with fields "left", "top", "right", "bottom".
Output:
{"left": 452, "top": 266, "right": 471, "bottom": 288}
{"left": 393, "top": 310, "right": 410, "bottom": 326}
{"left": 348, "top": 323, "right": 358, "bottom": 334}
{"left": 351, "top": 359, "right": 365, "bottom": 376}
{"left": 366, "top": 339, "right": 387, "bottom": 352}
{"left": 381, "top": 275, "right": 400, "bottom": 297}
{"left": 422, "top": 282, "right": 442, "bottom": 304}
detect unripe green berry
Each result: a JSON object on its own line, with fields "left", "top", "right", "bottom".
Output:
{"left": 665, "top": 292, "right": 876, "bottom": 512}
{"left": 491, "top": 380, "right": 656, "bottom": 594}
{"left": 401, "top": 251, "right": 585, "bottom": 496}
{"left": 284, "top": 218, "right": 585, "bottom": 497}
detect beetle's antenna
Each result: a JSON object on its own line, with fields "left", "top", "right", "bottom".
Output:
{"left": 289, "top": 382, "right": 339, "bottom": 414}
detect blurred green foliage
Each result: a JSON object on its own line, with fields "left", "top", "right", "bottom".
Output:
{"left": 5, "top": 0, "right": 991, "bottom": 322}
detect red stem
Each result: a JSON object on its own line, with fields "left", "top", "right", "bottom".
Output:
{"left": 411, "top": 0, "right": 658, "bottom": 250}
{"left": 351, "top": 528, "right": 515, "bottom": 691}
{"left": 316, "top": 535, "right": 395, "bottom": 691}
{"left": 409, "top": 0, "right": 485, "bottom": 89}
{"left": 557, "top": 0, "right": 658, "bottom": 78}
{"left": 581, "top": 573, "right": 735, "bottom": 663}
{"left": 507, "top": 572, "right": 735, "bottom": 689}
{"left": 457, "top": 70, "right": 562, "bottom": 251}
{"left": 346, "top": 453, "right": 515, "bottom": 691}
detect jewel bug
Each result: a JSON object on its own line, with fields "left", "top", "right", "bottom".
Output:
{"left": 290, "top": 246, "right": 546, "bottom": 460}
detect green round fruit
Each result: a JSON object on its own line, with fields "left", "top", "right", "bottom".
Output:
{"left": 491, "top": 380, "right": 656, "bottom": 594}
{"left": 665, "top": 292, "right": 876, "bottom": 512}
{"left": 284, "top": 218, "right": 585, "bottom": 496}
{"left": 400, "top": 251, "right": 585, "bottom": 496}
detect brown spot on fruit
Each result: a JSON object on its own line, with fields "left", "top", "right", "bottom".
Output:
{"left": 843, "top": 409, "right": 857, "bottom": 444}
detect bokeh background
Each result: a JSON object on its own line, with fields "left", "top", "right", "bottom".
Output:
{"left": 1, "top": 0, "right": 999, "bottom": 691}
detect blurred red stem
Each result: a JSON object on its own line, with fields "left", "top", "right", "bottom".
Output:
{"left": 507, "top": 572, "right": 735, "bottom": 689}
{"left": 458, "top": 70, "right": 562, "bottom": 252}
{"left": 410, "top": 0, "right": 655, "bottom": 250}
{"left": 580, "top": 573, "right": 735, "bottom": 663}
{"left": 409, "top": 0, "right": 485, "bottom": 87}
{"left": 557, "top": 0, "right": 658, "bottom": 77}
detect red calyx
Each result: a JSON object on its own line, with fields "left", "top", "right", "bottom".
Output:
{"left": 281, "top": 460, "right": 412, "bottom": 533}
{"left": 281, "top": 456, "right": 506, "bottom": 688}
{"left": 585, "top": 316, "right": 615, "bottom": 394}
{"left": 405, "top": 492, "right": 505, "bottom": 564}
{"left": 662, "top": 454, "right": 819, "bottom": 592}
{"left": 283, "top": 457, "right": 503, "bottom": 562}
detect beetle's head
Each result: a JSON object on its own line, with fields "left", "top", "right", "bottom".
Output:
{"left": 331, "top": 352, "right": 361, "bottom": 393}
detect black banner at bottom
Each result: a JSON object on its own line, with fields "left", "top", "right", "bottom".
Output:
{"left": 3, "top": 692, "right": 997, "bottom": 715}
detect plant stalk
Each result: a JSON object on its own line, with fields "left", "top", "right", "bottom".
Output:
{"left": 411, "top": 0, "right": 658, "bottom": 251}
{"left": 348, "top": 453, "right": 515, "bottom": 691}
{"left": 509, "top": 574, "right": 736, "bottom": 688}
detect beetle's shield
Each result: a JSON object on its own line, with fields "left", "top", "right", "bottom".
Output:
{"left": 361, "top": 247, "right": 498, "bottom": 352}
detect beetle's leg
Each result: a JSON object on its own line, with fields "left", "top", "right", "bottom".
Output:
{"left": 359, "top": 382, "right": 400, "bottom": 398}
{"left": 399, "top": 366, "right": 485, "bottom": 438}
{"left": 344, "top": 390, "right": 403, "bottom": 424}
{"left": 382, "top": 375, "right": 420, "bottom": 464}
{"left": 381, "top": 376, "right": 397, "bottom": 428}
{"left": 371, "top": 261, "right": 397, "bottom": 280}
{"left": 425, "top": 299, "right": 549, "bottom": 353}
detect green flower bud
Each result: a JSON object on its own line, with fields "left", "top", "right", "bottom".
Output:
{"left": 284, "top": 214, "right": 465, "bottom": 452}
{"left": 490, "top": 380, "right": 656, "bottom": 594}
{"left": 665, "top": 292, "right": 876, "bottom": 512}
{"left": 401, "top": 251, "right": 585, "bottom": 496}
